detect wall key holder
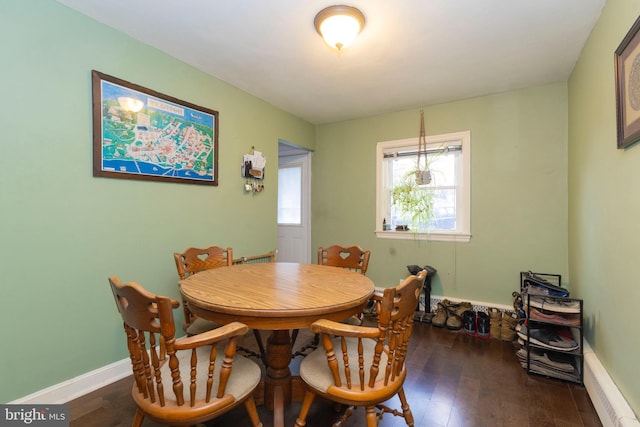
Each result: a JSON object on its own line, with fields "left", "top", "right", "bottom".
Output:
{"left": 242, "top": 147, "right": 265, "bottom": 193}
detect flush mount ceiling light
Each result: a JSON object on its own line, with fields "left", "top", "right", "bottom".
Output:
{"left": 314, "top": 5, "right": 366, "bottom": 51}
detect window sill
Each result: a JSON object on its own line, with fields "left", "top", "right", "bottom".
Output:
{"left": 375, "top": 230, "right": 471, "bottom": 242}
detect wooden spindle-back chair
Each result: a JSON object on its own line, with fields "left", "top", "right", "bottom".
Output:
{"left": 318, "top": 245, "right": 370, "bottom": 274}
{"left": 294, "top": 269, "right": 427, "bottom": 427}
{"left": 108, "top": 276, "right": 263, "bottom": 427}
{"left": 319, "top": 245, "right": 371, "bottom": 325}
{"left": 292, "top": 245, "right": 372, "bottom": 357}
{"left": 173, "top": 245, "right": 233, "bottom": 335}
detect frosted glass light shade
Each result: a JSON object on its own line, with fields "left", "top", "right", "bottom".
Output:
{"left": 314, "top": 5, "right": 365, "bottom": 50}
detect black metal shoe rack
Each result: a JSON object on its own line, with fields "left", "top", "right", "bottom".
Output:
{"left": 524, "top": 293, "right": 584, "bottom": 385}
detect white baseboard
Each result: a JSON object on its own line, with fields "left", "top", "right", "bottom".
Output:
{"left": 583, "top": 341, "right": 640, "bottom": 427}
{"left": 9, "top": 358, "right": 131, "bottom": 404}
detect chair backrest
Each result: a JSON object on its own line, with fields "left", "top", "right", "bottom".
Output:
{"left": 232, "top": 249, "right": 277, "bottom": 265}
{"left": 314, "top": 269, "right": 426, "bottom": 391}
{"left": 173, "top": 246, "right": 233, "bottom": 333}
{"left": 108, "top": 276, "right": 244, "bottom": 409}
{"left": 317, "top": 245, "right": 370, "bottom": 275}
{"left": 173, "top": 245, "right": 233, "bottom": 280}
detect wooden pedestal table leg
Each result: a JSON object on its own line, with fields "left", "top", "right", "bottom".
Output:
{"left": 264, "top": 329, "right": 293, "bottom": 427}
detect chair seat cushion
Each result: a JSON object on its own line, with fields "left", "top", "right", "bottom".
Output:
{"left": 186, "top": 318, "right": 221, "bottom": 335}
{"left": 139, "top": 343, "right": 262, "bottom": 406}
{"left": 299, "top": 336, "right": 389, "bottom": 394}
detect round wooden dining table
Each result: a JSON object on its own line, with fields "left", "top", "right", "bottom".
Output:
{"left": 179, "top": 262, "right": 375, "bottom": 427}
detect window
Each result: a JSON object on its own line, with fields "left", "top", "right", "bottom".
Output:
{"left": 376, "top": 131, "right": 471, "bottom": 242}
{"left": 278, "top": 165, "right": 302, "bottom": 224}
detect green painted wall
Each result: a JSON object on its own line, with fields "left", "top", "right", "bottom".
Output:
{"left": 4, "top": 0, "right": 637, "bottom": 417}
{"left": 0, "top": 0, "right": 314, "bottom": 403}
{"left": 313, "top": 84, "right": 569, "bottom": 304}
{"left": 568, "top": 0, "right": 640, "bottom": 415}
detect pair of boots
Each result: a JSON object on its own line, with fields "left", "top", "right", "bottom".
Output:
{"left": 488, "top": 308, "right": 518, "bottom": 341}
{"left": 432, "top": 299, "right": 473, "bottom": 330}
{"left": 462, "top": 310, "right": 489, "bottom": 337}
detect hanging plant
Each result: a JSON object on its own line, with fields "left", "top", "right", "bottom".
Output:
{"left": 390, "top": 110, "right": 435, "bottom": 231}
{"left": 391, "top": 172, "right": 434, "bottom": 231}
{"left": 416, "top": 110, "right": 431, "bottom": 185}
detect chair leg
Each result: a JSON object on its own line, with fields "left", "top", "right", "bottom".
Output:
{"left": 332, "top": 405, "right": 355, "bottom": 426}
{"left": 253, "top": 329, "right": 266, "bottom": 361}
{"left": 294, "top": 390, "right": 316, "bottom": 427}
{"left": 132, "top": 409, "right": 144, "bottom": 427}
{"left": 243, "top": 396, "right": 263, "bottom": 427}
{"left": 365, "top": 405, "right": 378, "bottom": 427}
{"left": 397, "top": 387, "right": 415, "bottom": 426}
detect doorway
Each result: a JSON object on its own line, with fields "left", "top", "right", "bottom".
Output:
{"left": 277, "top": 141, "right": 312, "bottom": 263}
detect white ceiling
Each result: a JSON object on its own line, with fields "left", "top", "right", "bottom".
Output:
{"left": 57, "top": 0, "right": 604, "bottom": 125}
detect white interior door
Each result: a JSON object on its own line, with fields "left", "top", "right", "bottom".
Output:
{"left": 278, "top": 152, "right": 311, "bottom": 263}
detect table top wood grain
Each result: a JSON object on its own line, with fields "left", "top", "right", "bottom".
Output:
{"left": 179, "top": 262, "right": 374, "bottom": 329}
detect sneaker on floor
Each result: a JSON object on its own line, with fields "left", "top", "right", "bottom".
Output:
{"left": 462, "top": 310, "right": 477, "bottom": 336}
{"left": 476, "top": 311, "right": 490, "bottom": 338}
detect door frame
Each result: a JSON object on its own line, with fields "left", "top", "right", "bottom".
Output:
{"left": 278, "top": 141, "right": 312, "bottom": 263}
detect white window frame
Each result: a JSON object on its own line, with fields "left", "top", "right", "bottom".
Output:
{"left": 375, "top": 130, "right": 471, "bottom": 242}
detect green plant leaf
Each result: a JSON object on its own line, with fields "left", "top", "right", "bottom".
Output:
{"left": 391, "top": 168, "right": 435, "bottom": 232}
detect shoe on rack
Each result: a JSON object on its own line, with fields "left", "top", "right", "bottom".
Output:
{"left": 512, "top": 291, "right": 526, "bottom": 318}
{"left": 526, "top": 348, "right": 575, "bottom": 372}
{"left": 500, "top": 311, "right": 518, "bottom": 341}
{"left": 488, "top": 307, "right": 502, "bottom": 339}
{"left": 476, "top": 312, "right": 490, "bottom": 338}
{"left": 432, "top": 301, "right": 448, "bottom": 328}
{"left": 462, "top": 310, "right": 477, "bottom": 335}
{"left": 526, "top": 296, "right": 581, "bottom": 314}
{"left": 554, "top": 327, "right": 580, "bottom": 348}
{"left": 517, "top": 324, "right": 579, "bottom": 351}
{"left": 529, "top": 307, "right": 581, "bottom": 326}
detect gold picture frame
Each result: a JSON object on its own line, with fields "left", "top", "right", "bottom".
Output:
{"left": 615, "top": 16, "right": 640, "bottom": 149}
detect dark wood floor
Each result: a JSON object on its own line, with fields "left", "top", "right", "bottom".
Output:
{"left": 69, "top": 321, "right": 602, "bottom": 427}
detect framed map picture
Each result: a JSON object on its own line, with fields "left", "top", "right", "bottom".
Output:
{"left": 92, "top": 70, "right": 218, "bottom": 185}
{"left": 615, "top": 16, "right": 640, "bottom": 149}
